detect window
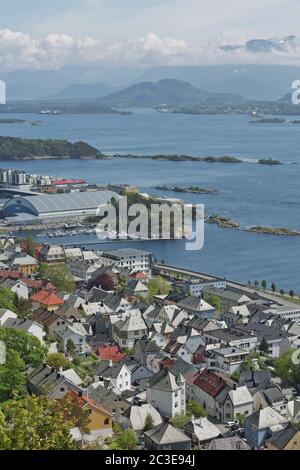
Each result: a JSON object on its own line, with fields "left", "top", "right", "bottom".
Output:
{"left": 104, "top": 418, "right": 110, "bottom": 426}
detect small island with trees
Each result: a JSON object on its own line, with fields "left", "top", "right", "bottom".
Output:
{"left": 155, "top": 185, "right": 218, "bottom": 194}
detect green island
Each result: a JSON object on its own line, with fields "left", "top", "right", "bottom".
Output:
{"left": 257, "top": 158, "right": 282, "bottom": 165}
{"left": 155, "top": 185, "right": 218, "bottom": 194}
{"left": 0, "top": 137, "right": 106, "bottom": 160}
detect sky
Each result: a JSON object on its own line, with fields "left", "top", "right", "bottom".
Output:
{"left": 0, "top": 0, "right": 300, "bottom": 71}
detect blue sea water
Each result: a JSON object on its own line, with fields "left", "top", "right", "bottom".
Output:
{"left": 0, "top": 109, "right": 299, "bottom": 291}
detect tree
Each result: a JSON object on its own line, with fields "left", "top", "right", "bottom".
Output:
{"left": 46, "top": 353, "right": 71, "bottom": 370}
{"left": 0, "top": 328, "right": 46, "bottom": 367}
{"left": 25, "top": 236, "right": 36, "bottom": 257}
{"left": 261, "top": 280, "right": 267, "bottom": 291}
{"left": 66, "top": 339, "right": 76, "bottom": 357}
{"left": 259, "top": 337, "right": 269, "bottom": 356}
{"left": 289, "top": 290, "right": 295, "bottom": 298}
{"left": 186, "top": 401, "right": 208, "bottom": 418}
{"left": 143, "top": 413, "right": 155, "bottom": 432}
{"left": 254, "top": 280, "right": 260, "bottom": 288}
{"left": 37, "top": 263, "right": 75, "bottom": 293}
{"left": 0, "top": 288, "right": 19, "bottom": 313}
{"left": 280, "top": 289, "right": 285, "bottom": 296}
{"left": 204, "top": 294, "right": 221, "bottom": 312}
{"left": 0, "top": 349, "right": 26, "bottom": 400}
{"left": 0, "top": 396, "right": 76, "bottom": 450}
{"left": 108, "top": 429, "right": 138, "bottom": 450}
{"left": 147, "top": 276, "right": 171, "bottom": 301}
{"left": 55, "top": 395, "right": 91, "bottom": 434}
{"left": 271, "top": 283, "right": 276, "bottom": 294}
{"left": 241, "top": 351, "right": 259, "bottom": 372}
{"left": 274, "top": 349, "right": 295, "bottom": 382}
{"left": 170, "top": 413, "right": 190, "bottom": 428}
{"left": 237, "top": 413, "right": 246, "bottom": 426}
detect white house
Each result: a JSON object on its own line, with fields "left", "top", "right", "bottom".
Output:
{"left": 147, "top": 368, "right": 186, "bottom": 417}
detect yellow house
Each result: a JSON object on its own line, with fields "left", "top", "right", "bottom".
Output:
{"left": 69, "top": 391, "right": 113, "bottom": 440}
{"left": 266, "top": 426, "right": 300, "bottom": 450}
{"left": 12, "top": 254, "right": 38, "bottom": 275}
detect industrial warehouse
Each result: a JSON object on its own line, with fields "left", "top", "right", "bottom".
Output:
{"left": 1, "top": 190, "right": 118, "bottom": 225}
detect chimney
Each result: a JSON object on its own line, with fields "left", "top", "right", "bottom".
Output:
{"left": 233, "top": 383, "right": 237, "bottom": 390}
{"left": 108, "top": 360, "right": 113, "bottom": 368}
{"left": 59, "top": 367, "right": 63, "bottom": 373}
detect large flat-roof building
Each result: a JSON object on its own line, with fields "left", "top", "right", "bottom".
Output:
{"left": 2, "top": 190, "right": 117, "bottom": 224}
{"left": 101, "top": 248, "right": 152, "bottom": 274}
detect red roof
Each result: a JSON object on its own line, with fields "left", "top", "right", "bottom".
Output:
{"left": 129, "top": 271, "right": 146, "bottom": 279}
{"left": 21, "top": 279, "right": 57, "bottom": 291}
{"left": 31, "top": 289, "right": 64, "bottom": 306}
{"left": 0, "top": 270, "right": 20, "bottom": 279}
{"left": 193, "top": 369, "right": 227, "bottom": 398}
{"left": 52, "top": 179, "right": 87, "bottom": 186}
{"left": 96, "top": 345, "right": 127, "bottom": 363}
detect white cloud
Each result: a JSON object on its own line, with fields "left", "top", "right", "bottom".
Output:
{"left": 1, "top": 28, "right": 300, "bottom": 73}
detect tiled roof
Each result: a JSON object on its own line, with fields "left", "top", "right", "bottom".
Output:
{"left": 193, "top": 369, "right": 227, "bottom": 398}
{"left": 31, "top": 289, "right": 64, "bottom": 306}
{"left": 97, "top": 345, "right": 127, "bottom": 363}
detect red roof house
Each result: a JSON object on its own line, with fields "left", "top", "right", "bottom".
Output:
{"left": 96, "top": 345, "right": 127, "bottom": 363}
{"left": 31, "top": 289, "right": 64, "bottom": 311}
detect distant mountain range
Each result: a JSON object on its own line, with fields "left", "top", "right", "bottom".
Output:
{"left": 98, "top": 79, "right": 244, "bottom": 107}
{"left": 46, "top": 82, "right": 119, "bottom": 100}
{"left": 220, "top": 35, "right": 298, "bottom": 54}
{"left": 136, "top": 64, "right": 300, "bottom": 100}
{"left": 2, "top": 62, "right": 300, "bottom": 103}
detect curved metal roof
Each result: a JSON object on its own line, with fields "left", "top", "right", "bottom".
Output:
{"left": 3, "top": 190, "right": 118, "bottom": 215}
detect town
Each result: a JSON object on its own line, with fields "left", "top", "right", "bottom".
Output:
{"left": 0, "top": 236, "right": 300, "bottom": 450}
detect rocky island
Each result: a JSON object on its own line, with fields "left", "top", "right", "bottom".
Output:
{"left": 155, "top": 185, "right": 218, "bottom": 194}
{"left": 205, "top": 214, "right": 240, "bottom": 229}
{"left": 244, "top": 226, "right": 300, "bottom": 236}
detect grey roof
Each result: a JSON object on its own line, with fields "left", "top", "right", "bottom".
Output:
{"left": 169, "top": 357, "right": 197, "bottom": 377}
{"left": 148, "top": 368, "right": 184, "bottom": 392}
{"left": 262, "top": 386, "right": 286, "bottom": 405}
{"left": 95, "top": 360, "right": 124, "bottom": 379}
{"left": 145, "top": 422, "right": 190, "bottom": 445}
{"left": 3, "top": 190, "right": 116, "bottom": 215}
{"left": 267, "top": 425, "right": 298, "bottom": 449}
{"left": 235, "top": 323, "right": 291, "bottom": 342}
{"left": 88, "top": 385, "right": 129, "bottom": 413}
{"left": 241, "top": 370, "right": 271, "bottom": 390}
{"left": 208, "top": 435, "right": 251, "bottom": 450}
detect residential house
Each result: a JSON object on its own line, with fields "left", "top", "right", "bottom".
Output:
{"left": 266, "top": 425, "right": 300, "bottom": 450}
{"left": 253, "top": 385, "right": 288, "bottom": 418}
{"left": 178, "top": 296, "right": 215, "bottom": 319}
{"left": 94, "top": 360, "right": 131, "bottom": 393}
{"left": 245, "top": 407, "right": 289, "bottom": 449}
{"left": 147, "top": 368, "right": 186, "bottom": 417}
{"left": 124, "top": 279, "right": 148, "bottom": 297}
{"left": 113, "top": 309, "right": 148, "bottom": 350}
{"left": 1, "top": 317, "right": 45, "bottom": 344}
{"left": 207, "top": 347, "right": 251, "bottom": 376}
{"left": 0, "top": 278, "right": 29, "bottom": 300}
{"left": 144, "top": 421, "right": 191, "bottom": 450}
{"left": 88, "top": 383, "right": 130, "bottom": 420}
{"left": 0, "top": 308, "right": 17, "bottom": 326}
{"left": 39, "top": 245, "right": 65, "bottom": 263}
{"left": 208, "top": 435, "right": 251, "bottom": 450}
{"left": 12, "top": 254, "right": 38, "bottom": 275}
{"left": 222, "top": 385, "right": 254, "bottom": 422}
{"left": 55, "top": 322, "right": 90, "bottom": 354}
{"left": 235, "top": 323, "right": 293, "bottom": 358}
{"left": 96, "top": 344, "right": 127, "bottom": 363}
{"left": 68, "top": 390, "right": 113, "bottom": 443}
{"left": 26, "top": 364, "right": 83, "bottom": 399}
{"left": 182, "top": 417, "right": 221, "bottom": 448}
{"left": 203, "top": 328, "right": 257, "bottom": 351}
{"left": 121, "top": 404, "right": 163, "bottom": 441}
{"left": 101, "top": 248, "right": 152, "bottom": 275}
{"left": 31, "top": 289, "right": 64, "bottom": 312}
